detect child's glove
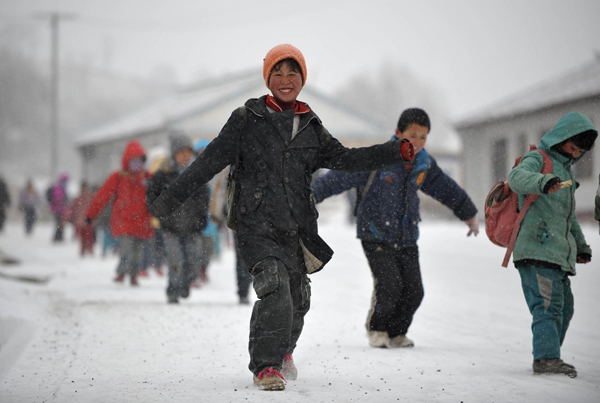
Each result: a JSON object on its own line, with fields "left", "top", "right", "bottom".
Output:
{"left": 150, "top": 188, "right": 182, "bottom": 219}
{"left": 543, "top": 177, "right": 561, "bottom": 194}
{"left": 576, "top": 253, "right": 591, "bottom": 264}
{"left": 465, "top": 216, "right": 479, "bottom": 237}
{"left": 399, "top": 139, "right": 414, "bottom": 161}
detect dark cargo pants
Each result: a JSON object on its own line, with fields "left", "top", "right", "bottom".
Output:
{"left": 363, "top": 242, "right": 424, "bottom": 338}
{"left": 248, "top": 255, "right": 311, "bottom": 376}
{"left": 163, "top": 232, "right": 203, "bottom": 297}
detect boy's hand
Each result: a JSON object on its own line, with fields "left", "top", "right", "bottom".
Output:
{"left": 150, "top": 189, "right": 183, "bottom": 219}
{"left": 576, "top": 253, "right": 591, "bottom": 264}
{"left": 543, "top": 177, "right": 562, "bottom": 194}
{"left": 399, "top": 139, "right": 414, "bottom": 161}
{"left": 465, "top": 216, "right": 479, "bottom": 237}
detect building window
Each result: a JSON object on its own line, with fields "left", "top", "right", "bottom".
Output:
{"left": 575, "top": 152, "right": 593, "bottom": 179}
{"left": 492, "top": 138, "right": 508, "bottom": 182}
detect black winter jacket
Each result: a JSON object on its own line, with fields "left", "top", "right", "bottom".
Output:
{"left": 157, "top": 95, "right": 408, "bottom": 272}
{"left": 146, "top": 162, "right": 209, "bottom": 236}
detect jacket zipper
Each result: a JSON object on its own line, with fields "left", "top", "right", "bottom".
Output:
{"left": 564, "top": 164, "right": 573, "bottom": 269}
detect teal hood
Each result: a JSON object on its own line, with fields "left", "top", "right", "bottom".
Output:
{"left": 539, "top": 112, "right": 597, "bottom": 163}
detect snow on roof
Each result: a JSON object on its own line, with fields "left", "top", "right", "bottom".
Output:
{"left": 74, "top": 69, "right": 261, "bottom": 146}
{"left": 456, "top": 55, "right": 600, "bottom": 129}
{"left": 75, "top": 69, "right": 389, "bottom": 147}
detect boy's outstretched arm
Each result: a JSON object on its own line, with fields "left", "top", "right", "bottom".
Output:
{"left": 150, "top": 108, "right": 243, "bottom": 219}
{"left": 316, "top": 127, "right": 413, "bottom": 173}
{"left": 311, "top": 170, "right": 371, "bottom": 204}
{"left": 419, "top": 158, "right": 478, "bottom": 236}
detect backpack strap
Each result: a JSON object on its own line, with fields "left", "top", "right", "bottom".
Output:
{"left": 502, "top": 148, "right": 553, "bottom": 267}
{"left": 363, "top": 171, "right": 378, "bottom": 196}
{"left": 353, "top": 170, "right": 378, "bottom": 216}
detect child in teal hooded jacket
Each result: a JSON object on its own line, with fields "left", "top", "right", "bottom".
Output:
{"left": 508, "top": 111, "right": 597, "bottom": 378}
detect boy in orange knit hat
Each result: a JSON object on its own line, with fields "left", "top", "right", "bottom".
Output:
{"left": 149, "top": 44, "right": 414, "bottom": 391}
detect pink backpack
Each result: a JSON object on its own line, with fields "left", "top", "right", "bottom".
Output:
{"left": 484, "top": 145, "right": 553, "bottom": 267}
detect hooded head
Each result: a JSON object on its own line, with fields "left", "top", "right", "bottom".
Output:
{"left": 263, "top": 44, "right": 307, "bottom": 89}
{"left": 540, "top": 112, "right": 598, "bottom": 162}
{"left": 169, "top": 132, "right": 193, "bottom": 169}
{"left": 121, "top": 140, "right": 147, "bottom": 172}
{"left": 169, "top": 132, "right": 193, "bottom": 157}
{"left": 58, "top": 173, "right": 69, "bottom": 184}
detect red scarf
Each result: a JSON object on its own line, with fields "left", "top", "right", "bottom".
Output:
{"left": 266, "top": 95, "right": 311, "bottom": 115}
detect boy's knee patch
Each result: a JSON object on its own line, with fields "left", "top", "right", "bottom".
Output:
{"left": 251, "top": 258, "right": 282, "bottom": 299}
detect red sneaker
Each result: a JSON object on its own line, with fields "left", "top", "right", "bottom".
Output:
{"left": 130, "top": 276, "right": 139, "bottom": 287}
{"left": 138, "top": 270, "right": 149, "bottom": 278}
{"left": 113, "top": 274, "right": 125, "bottom": 283}
{"left": 199, "top": 266, "right": 209, "bottom": 283}
{"left": 155, "top": 268, "right": 164, "bottom": 276}
{"left": 253, "top": 367, "right": 285, "bottom": 391}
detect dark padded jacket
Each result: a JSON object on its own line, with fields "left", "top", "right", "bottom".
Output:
{"left": 162, "top": 95, "right": 408, "bottom": 272}
{"left": 146, "top": 162, "right": 209, "bottom": 236}
{"left": 312, "top": 146, "right": 477, "bottom": 248}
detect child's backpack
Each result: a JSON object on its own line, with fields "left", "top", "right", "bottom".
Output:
{"left": 484, "top": 144, "right": 553, "bottom": 267}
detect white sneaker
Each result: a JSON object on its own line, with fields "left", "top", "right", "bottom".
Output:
{"left": 389, "top": 334, "right": 414, "bottom": 348}
{"left": 367, "top": 331, "right": 390, "bottom": 348}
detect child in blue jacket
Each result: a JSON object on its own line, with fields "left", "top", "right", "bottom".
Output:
{"left": 311, "top": 108, "right": 478, "bottom": 349}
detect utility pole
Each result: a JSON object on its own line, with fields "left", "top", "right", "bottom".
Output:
{"left": 35, "top": 11, "right": 76, "bottom": 179}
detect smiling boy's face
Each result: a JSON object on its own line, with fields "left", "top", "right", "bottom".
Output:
{"left": 268, "top": 60, "right": 303, "bottom": 105}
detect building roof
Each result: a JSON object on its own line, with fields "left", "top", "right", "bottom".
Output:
{"left": 75, "top": 69, "right": 389, "bottom": 147}
{"left": 456, "top": 55, "right": 600, "bottom": 129}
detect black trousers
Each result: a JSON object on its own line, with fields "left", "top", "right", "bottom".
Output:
{"left": 235, "top": 237, "right": 252, "bottom": 299}
{"left": 362, "top": 242, "right": 424, "bottom": 338}
{"left": 53, "top": 214, "right": 64, "bottom": 241}
{"left": 247, "top": 251, "right": 311, "bottom": 376}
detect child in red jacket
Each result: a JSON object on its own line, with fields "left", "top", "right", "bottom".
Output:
{"left": 86, "top": 140, "right": 154, "bottom": 286}
{"left": 64, "top": 181, "right": 96, "bottom": 256}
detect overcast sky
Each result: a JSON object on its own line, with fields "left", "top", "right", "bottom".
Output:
{"left": 2, "top": 0, "right": 600, "bottom": 119}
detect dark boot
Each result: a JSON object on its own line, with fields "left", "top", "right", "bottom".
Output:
{"left": 533, "top": 359, "right": 577, "bottom": 378}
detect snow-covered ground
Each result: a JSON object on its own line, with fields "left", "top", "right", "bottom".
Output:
{"left": 1, "top": 197, "right": 599, "bottom": 403}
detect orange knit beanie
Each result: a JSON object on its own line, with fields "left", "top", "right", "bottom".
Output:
{"left": 263, "top": 44, "right": 307, "bottom": 88}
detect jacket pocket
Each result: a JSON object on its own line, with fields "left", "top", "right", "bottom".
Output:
{"left": 239, "top": 186, "right": 263, "bottom": 214}
{"left": 251, "top": 258, "right": 281, "bottom": 299}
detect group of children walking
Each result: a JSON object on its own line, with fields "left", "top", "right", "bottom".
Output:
{"left": 46, "top": 43, "right": 596, "bottom": 390}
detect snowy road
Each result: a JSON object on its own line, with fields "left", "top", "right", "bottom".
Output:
{"left": 1, "top": 200, "right": 599, "bottom": 402}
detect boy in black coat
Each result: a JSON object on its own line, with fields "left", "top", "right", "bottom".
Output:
{"left": 149, "top": 44, "right": 414, "bottom": 390}
{"left": 146, "top": 133, "right": 210, "bottom": 304}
